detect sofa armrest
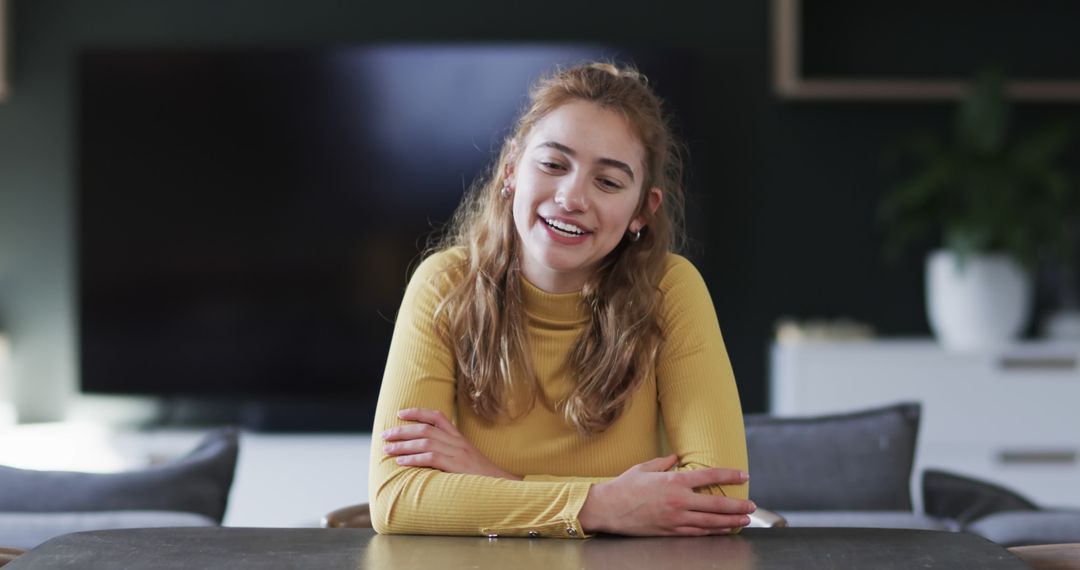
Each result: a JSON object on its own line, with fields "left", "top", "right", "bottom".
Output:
{"left": 922, "top": 468, "right": 1038, "bottom": 524}
{"left": 966, "top": 510, "right": 1080, "bottom": 547}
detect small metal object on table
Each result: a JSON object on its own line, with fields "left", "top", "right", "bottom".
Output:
{"left": 6, "top": 527, "right": 1029, "bottom": 569}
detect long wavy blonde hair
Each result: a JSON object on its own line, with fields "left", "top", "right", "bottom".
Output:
{"left": 431, "top": 62, "right": 686, "bottom": 435}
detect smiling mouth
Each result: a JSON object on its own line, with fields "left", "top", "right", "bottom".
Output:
{"left": 543, "top": 217, "right": 589, "bottom": 237}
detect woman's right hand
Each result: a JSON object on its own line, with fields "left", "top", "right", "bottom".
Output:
{"left": 577, "top": 454, "right": 755, "bottom": 536}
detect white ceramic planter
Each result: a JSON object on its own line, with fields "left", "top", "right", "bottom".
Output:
{"left": 925, "top": 250, "right": 1032, "bottom": 351}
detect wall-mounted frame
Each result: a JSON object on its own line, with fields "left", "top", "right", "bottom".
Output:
{"left": 1, "top": 0, "right": 8, "bottom": 101}
{"left": 772, "top": 0, "right": 1080, "bottom": 102}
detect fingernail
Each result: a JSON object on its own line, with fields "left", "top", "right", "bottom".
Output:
{"left": 748, "top": 501, "right": 757, "bottom": 511}
{"left": 740, "top": 516, "right": 751, "bottom": 526}
{"left": 740, "top": 471, "right": 750, "bottom": 481}
{"left": 396, "top": 410, "right": 407, "bottom": 418}
{"left": 395, "top": 457, "right": 406, "bottom": 464}
{"left": 383, "top": 444, "right": 393, "bottom": 453}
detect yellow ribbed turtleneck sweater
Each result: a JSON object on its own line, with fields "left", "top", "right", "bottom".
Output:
{"left": 369, "top": 249, "right": 747, "bottom": 538}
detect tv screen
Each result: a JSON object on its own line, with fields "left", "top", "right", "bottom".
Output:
{"left": 77, "top": 44, "right": 702, "bottom": 430}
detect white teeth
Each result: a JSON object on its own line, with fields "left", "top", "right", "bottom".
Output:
{"left": 544, "top": 218, "right": 586, "bottom": 236}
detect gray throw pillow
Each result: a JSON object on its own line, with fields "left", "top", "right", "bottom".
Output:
{"left": 0, "top": 427, "right": 238, "bottom": 523}
{"left": 744, "top": 402, "right": 919, "bottom": 511}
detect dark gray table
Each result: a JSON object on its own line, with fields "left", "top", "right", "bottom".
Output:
{"left": 6, "top": 527, "right": 1029, "bottom": 569}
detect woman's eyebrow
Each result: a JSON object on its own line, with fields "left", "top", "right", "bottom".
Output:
{"left": 537, "top": 141, "right": 636, "bottom": 182}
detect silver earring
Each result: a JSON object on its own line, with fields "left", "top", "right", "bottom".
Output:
{"left": 628, "top": 228, "right": 642, "bottom": 242}
{"left": 501, "top": 180, "right": 512, "bottom": 198}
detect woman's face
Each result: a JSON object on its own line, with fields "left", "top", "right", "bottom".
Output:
{"left": 511, "top": 100, "right": 660, "bottom": 293}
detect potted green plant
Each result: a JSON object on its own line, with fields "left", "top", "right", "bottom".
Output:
{"left": 880, "top": 68, "right": 1077, "bottom": 350}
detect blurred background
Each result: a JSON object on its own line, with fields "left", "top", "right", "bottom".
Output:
{"left": 1, "top": 0, "right": 1080, "bottom": 527}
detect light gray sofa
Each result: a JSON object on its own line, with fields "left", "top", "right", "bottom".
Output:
{"left": 747, "top": 403, "right": 1080, "bottom": 546}
{"left": 0, "top": 428, "right": 238, "bottom": 550}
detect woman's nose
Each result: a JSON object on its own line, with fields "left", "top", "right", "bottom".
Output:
{"left": 554, "top": 176, "right": 589, "bottom": 212}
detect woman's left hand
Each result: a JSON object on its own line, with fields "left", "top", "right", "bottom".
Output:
{"left": 382, "top": 408, "right": 521, "bottom": 480}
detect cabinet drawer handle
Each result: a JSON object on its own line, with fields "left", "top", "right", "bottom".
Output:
{"left": 998, "top": 449, "right": 1077, "bottom": 465}
{"left": 998, "top": 356, "right": 1077, "bottom": 371}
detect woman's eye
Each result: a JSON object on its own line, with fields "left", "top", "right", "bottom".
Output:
{"left": 598, "top": 178, "right": 624, "bottom": 191}
{"left": 539, "top": 161, "right": 565, "bottom": 172}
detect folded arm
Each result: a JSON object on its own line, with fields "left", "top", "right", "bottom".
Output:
{"left": 369, "top": 253, "right": 592, "bottom": 538}
{"left": 654, "top": 256, "right": 750, "bottom": 501}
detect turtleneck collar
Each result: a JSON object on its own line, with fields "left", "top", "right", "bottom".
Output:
{"left": 520, "top": 276, "right": 589, "bottom": 324}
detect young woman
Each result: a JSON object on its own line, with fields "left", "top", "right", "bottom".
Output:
{"left": 369, "top": 62, "right": 752, "bottom": 538}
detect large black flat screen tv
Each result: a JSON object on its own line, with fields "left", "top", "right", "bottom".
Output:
{"left": 77, "top": 44, "right": 702, "bottom": 430}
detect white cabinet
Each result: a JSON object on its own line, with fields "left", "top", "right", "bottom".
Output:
{"left": 770, "top": 339, "right": 1080, "bottom": 509}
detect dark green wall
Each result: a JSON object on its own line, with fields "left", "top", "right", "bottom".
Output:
{"left": 1, "top": 0, "right": 1076, "bottom": 421}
